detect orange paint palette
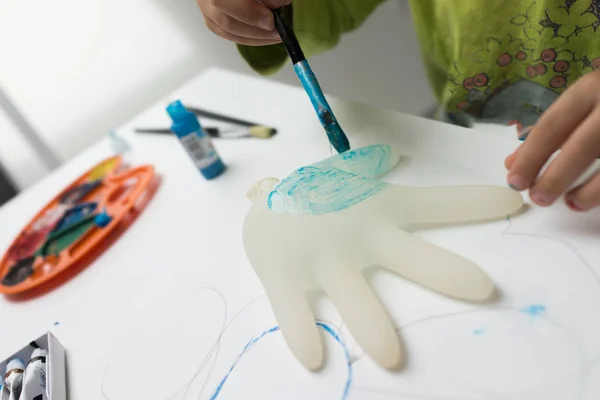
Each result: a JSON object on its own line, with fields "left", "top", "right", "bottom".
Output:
{"left": 0, "top": 156, "right": 157, "bottom": 297}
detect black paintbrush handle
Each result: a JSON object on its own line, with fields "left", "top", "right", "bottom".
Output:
{"left": 272, "top": 7, "right": 305, "bottom": 64}
{"left": 134, "top": 128, "right": 171, "bottom": 134}
{"left": 135, "top": 127, "right": 220, "bottom": 137}
{"left": 186, "top": 107, "right": 255, "bottom": 128}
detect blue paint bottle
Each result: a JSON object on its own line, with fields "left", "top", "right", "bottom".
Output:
{"left": 167, "top": 100, "right": 226, "bottom": 180}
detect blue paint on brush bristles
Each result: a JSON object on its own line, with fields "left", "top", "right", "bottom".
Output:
{"left": 272, "top": 7, "right": 350, "bottom": 154}
{"left": 209, "top": 322, "right": 352, "bottom": 399}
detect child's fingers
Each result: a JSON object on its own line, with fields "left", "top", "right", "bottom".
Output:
{"left": 206, "top": 13, "right": 280, "bottom": 40}
{"left": 507, "top": 77, "right": 596, "bottom": 191}
{"left": 216, "top": 0, "right": 275, "bottom": 30}
{"left": 504, "top": 149, "right": 518, "bottom": 170}
{"left": 529, "top": 108, "right": 600, "bottom": 206}
{"left": 565, "top": 170, "right": 600, "bottom": 211}
{"left": 204, "top": 17, "right": 281, "bottom": 46}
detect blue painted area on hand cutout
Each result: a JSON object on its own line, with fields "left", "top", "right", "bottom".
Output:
{"left": 313, "top": 144, "right": 393, "bottom": 178}
{"left": 294, "top": 61, "right": 350, "bottom": 153}
{"left": 210, "top": 322, "right": 352, "bottom": 400}
{"left": 520, "top": 304, "right": 546, "bottom": 319}
{"left": 269, "top": 144, "right": 393, "bottom": 215}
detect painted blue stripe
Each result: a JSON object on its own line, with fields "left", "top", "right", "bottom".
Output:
{"left": 210, "top": 323, "right": 352, "bottom": 399}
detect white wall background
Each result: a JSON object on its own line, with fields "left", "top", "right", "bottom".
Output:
{"left": 0, "top": 0, "right": 433, "bottom": 190}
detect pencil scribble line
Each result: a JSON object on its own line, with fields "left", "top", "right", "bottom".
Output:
{"left": 502, "top": 215, "right": 600, "bottom": 289}
{"left": 100, "top": 287, "right": 238, "bottom": 400}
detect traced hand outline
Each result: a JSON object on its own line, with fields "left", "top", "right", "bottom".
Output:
{"left": 243, "top": 144, "right": 524, "bottom": 371}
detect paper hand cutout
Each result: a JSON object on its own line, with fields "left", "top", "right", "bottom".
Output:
{"left": 243, "top": 145, "right": 523, "bottom": 371}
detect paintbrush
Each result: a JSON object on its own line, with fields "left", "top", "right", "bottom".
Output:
{"left": 271, "top": 6, "right": 350, "bottom": 153}
{"left": 135, "top": 126, "right": 275, "bottom": 139}
{"left": 186, "top": 106, "right": 277, "bottom": 138}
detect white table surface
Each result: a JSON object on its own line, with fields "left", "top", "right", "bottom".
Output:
{"left": 1, "top": 68, "right": 600, "bottom": 400}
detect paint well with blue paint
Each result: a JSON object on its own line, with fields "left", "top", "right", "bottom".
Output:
{"left": 294, "top": 61, "right": 350, "bottom": 154}
{"left": 94, "top": 209, "right": 113, "bottom": 227}
{"left": 210, "top": 322, "right": 352, "bottom": 400}
{"left": 520, "top": 304, "right": 546, "bottom": 319}
{"left": 269, "top": 144, "right": 393, "bottom": 215}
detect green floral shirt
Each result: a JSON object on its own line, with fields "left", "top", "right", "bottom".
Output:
{"left": 238, "top": 0, "right": 600, "bottom": 134}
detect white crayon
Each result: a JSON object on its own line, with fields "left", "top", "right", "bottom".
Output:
{"left": 0, "top": 374, "right": 8, "bottom": 400}
{"left": 4, "top": 359, "right": 25, "bottom": 400}
{"left": 19, "top": 348, "right": 48, "bottom": 400}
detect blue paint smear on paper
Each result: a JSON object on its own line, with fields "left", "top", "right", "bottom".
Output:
{"left": 269, "top": 144, "right": 393, "bottom": 215}
{"left": 294, "top": 60, "right": 350, "bottom": 153}
{"left": 210, "top": 322, "right": 352, "bottom": 400}
{"left": 473, "top": 327, "right": 487, "bottom": 336}
{"left": 520, "top": 304, "right": 546, "bottom": 319}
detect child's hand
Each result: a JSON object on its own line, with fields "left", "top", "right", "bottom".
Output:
{"left": 505, "top": 71, "right": 600, "bottom": 212}
{"left": 196, "top": 0, "right": 289, "bottom": 45}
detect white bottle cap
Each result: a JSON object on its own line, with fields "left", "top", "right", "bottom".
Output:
{"left": 6, "top": 358, "right": 24, "bottom": 372}
{"left": 30, "top": 348, "right": 48, "bottom": 360}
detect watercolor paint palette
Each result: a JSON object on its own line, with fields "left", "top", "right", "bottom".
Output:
{"left": 0, "top": 156, "right": 157, "bottom": 297}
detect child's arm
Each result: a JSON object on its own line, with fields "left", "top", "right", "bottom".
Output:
{"left": 506, "top": 71, "right": 600, "bottom": 212}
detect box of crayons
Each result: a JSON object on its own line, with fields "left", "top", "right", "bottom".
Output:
{"left": 0, "top": 333, "right": 66, "bottom": 400}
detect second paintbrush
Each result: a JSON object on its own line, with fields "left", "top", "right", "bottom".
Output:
{"left": 135, "top": 126, "right": 276, "bottom": 139}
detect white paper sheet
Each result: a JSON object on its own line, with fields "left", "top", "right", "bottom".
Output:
{"left": 95, "top": 131, "right": 600, "bottom": 400}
